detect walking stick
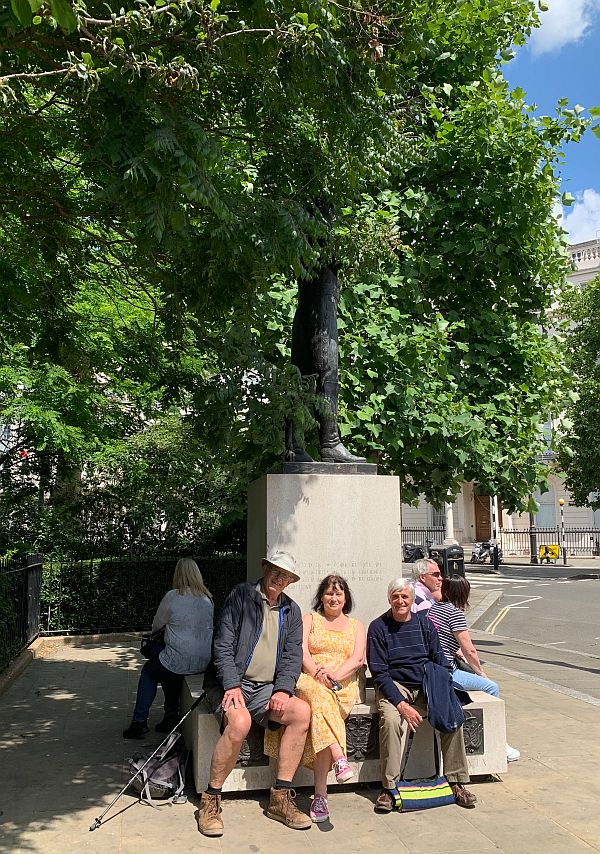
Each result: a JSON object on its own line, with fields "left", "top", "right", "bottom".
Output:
{"left": 89, "top": 690, "right": 206, "bottom": 831}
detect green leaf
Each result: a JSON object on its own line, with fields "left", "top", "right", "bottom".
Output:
{"left": 11, "top": 0, "right": 33, "bottom": 26}
{"left": 589, "top": 107, "right": 600, "bottom": 118}
{"left": 27, "top": 0, "right": 44, "bottom": 10}
{"left": 592, "top": 125, "right": 600, "bottom": 140}
{"left": 49, "top": 0, "right": 77, "bottom": 32}
{"left": 561, "top": 192, "right": 575, "bottom": 206}
{"left": 441, "top": 83, "right": 453, "bottom": 97}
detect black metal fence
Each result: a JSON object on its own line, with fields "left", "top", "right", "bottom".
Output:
{"left": 500, "top": 528, "right": 600, "bottom": 557}
{"left": 40, "top": 553, "right": 246, "bottom": 635}
{"left": 0, "top": 554, "right": 42, "bottom": 672}
{"left": 402, "top": 527, "right": 446, "bottom": 548}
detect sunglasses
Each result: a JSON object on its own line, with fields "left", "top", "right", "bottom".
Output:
{"left": 427, "top": 571, "right": 442, "bottom": 578}
{"left": 268, "top": 567, "right": 295, "bottom": 582}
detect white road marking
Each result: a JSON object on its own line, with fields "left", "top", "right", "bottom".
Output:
{"left": 544, "top": 641, "right": 566, "bottom": 645}
{"left": 506, "top": 597, "right": 543, "bottom": 608}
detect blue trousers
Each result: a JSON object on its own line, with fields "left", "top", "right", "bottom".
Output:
{"left": 132, "top": 656, "right": 183, "bottom": 723}
{"left": 451, "top": 668, "right": 500, "bottom": 697}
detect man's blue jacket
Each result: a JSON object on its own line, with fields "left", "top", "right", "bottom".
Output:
{"left": 210, "top": 581, "right": 303, "bottom": 696}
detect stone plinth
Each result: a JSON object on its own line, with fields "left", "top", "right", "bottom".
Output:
{"left": 182, "top": 676, "right": 507, "bottom": 794}
{"left": 247, "top": 472, "right": 402, "bottom": 629}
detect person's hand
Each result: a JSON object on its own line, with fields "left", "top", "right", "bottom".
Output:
{"left": 397, "top": 701, "right": 422, "bottom": 733}
{"left": 221, "top": 687, "right": 245, "bottom": 711}
{"left": 314, "top": 666, "right": 332, "bottom": 685}
{"left": 267, "top": 691, "right": 290, "bottom": 715}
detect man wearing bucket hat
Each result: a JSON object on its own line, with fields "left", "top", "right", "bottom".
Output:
{"left": 198, "top": 549, "right": 311, "bottom": 837}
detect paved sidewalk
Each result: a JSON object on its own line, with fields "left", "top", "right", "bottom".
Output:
{"left": 1, "top": 600, "right": 599, "bottom": 854}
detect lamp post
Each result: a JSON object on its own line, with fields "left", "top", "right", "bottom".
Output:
{"left": 559, "top": 498, "right": 566, "bottom": 566}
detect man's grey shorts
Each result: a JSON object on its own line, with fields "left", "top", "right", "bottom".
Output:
{"left": 206, "top": 679, "right": 282, "bottom": 730}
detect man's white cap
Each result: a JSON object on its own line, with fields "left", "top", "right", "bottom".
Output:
{"left": 262, "top": 549, "right": 299, "bottom": 582}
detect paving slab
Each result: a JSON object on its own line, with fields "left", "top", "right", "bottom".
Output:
{"left": 2, "top": 625, "right": 600, "bottom": 854}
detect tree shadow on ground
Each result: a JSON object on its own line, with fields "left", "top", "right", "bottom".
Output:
{"left": 0, "top": 642, "right": 196, "bottom": 853}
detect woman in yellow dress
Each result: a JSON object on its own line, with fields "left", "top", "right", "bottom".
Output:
{"left": 297, "top": 574, "right": 366, "bottom": 823}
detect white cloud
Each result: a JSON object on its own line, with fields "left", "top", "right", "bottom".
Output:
{"left": 559, "top": 189, "right": 600, "bottom": 244}
{"left": 529, "top": 0, "right": 600, "bottom": 55}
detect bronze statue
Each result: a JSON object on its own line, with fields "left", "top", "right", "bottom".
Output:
{"left": 285, "top": 266, "right": 366, "bottom": 464}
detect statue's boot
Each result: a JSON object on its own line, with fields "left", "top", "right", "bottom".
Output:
{"left": 319, "top": 414, "right": 366, "bottom": 463}
{"left": 284, "top": 419, "right": 315, "bottom": 463}
{"left": 285, "top": 445, "right": 315, "bottom": 463}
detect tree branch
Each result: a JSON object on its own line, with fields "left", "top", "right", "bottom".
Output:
{"left": 0, "top": 68, "right": 71, "bottom": 84}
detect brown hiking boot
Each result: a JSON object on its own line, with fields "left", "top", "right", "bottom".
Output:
{"left": 374, "top": 788, "right": 394, "bottom": 813}
{"left": 450, "top": 783, "right": 477, "bottom": 808}
{"left": 266, "top": 787, "right": 311, "bottom": 830}
{"left": 196, "top": 792, "right": 224, "bottom": 836}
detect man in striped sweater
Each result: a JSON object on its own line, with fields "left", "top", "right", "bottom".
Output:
{"left": 367, "top": 579, "right": 477, "bottom": 812}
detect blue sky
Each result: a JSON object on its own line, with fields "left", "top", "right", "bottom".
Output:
{"left": 503, "top": 0, "right": 600, "bottom": 245}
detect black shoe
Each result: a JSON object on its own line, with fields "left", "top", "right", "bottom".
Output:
{"left": 155, "top": 716, "right": 179, "bottom": 733}
{"left": 320, "top": 443, "right": 366, "bottom": 463}
{"left": 122, "top": 720, "right": 149, "bottom": 739}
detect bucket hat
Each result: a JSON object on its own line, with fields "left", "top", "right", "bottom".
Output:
{"left": 262, "top": 549, "right": 299, "bottom": 582}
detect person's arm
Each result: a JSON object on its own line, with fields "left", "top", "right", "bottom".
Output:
{"left": 213, "top": 586, "right": 244, "bottom": 692}
{"left": 151, "top": 593, "right": 171, "bottom": 633}
{"left": 454, "top": 629, "right": 487, "bottom": 677}
{"left": 273, "top": 604, "right": 303, "bottom": 696}
{"left": 367, "top": 619, "right": 404, "bottom": 707}
{"left": 301, "top": 613, "right": 320, "bottom": 675}
{"left": 422, "top": 613, "right": 451, "bottom": 670}
{"left": 332, "top": 620, "right": 367, "bottom": 682}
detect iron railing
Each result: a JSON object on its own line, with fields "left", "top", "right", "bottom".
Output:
{"left": 40, "top": 553, "right": 246, "bottom": 635}
{"left": 402, "top": 527, "right": 446, "bottom": 548}
{"left": 0, "top": 554, "right": 42, "bottom": 671}
{"left": 500, "top": 528, "right": 600, "bottom": 557}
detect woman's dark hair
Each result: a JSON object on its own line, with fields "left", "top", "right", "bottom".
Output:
{"left": 312, "top": 575, "right": 353, "bottom": 614}
{"left": 441, "top": 575, "right": 471, "bottom": 611}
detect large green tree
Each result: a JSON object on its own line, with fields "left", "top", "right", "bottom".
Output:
{"left": 0, "top": 0, "right": 586, "bottom": 553}
{"left": 558, "top": 276, "right": 600, "bottom": 509}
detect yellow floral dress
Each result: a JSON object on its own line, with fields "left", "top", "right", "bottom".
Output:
{"left": 265, "top": 612, "right": 360, "bottom": 768}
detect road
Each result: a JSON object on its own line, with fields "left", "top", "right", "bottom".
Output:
{"left": 466, "top": 565, "right": 600, "bottom": 704}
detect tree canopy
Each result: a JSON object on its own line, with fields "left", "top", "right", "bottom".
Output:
{"left": 0, "top": 0, "right": 587, "bottom": 553}
{"left": 558, "top": 276, "right": 600, "bottom": 509}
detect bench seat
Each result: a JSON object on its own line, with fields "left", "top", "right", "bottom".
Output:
{"left": 181, "top": 675, "right": 507, "bottom": 793}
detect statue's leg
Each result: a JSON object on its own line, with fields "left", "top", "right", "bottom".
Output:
{"left": 285, "top": 299, "right": 315, "bottom": 462}
{"left": 310, "top": 270, "right": 365, "bottom": 464}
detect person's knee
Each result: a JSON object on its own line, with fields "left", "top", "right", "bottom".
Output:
{"left": 224, "top": 709, "right": 252, "bottom": 742}
{"left": 287, "top": 696, "right": 311, "bottom": 729}
{"left": 487, "top": 679, "right": 500, "bottom": 697}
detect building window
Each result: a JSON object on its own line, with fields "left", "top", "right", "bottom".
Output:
{"left": 430, "top": 506, "right": 445, "bottom": 529}
{"left": 533, "top": 486, "right": 556, "bottom": 528}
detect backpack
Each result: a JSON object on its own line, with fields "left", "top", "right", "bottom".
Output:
{"left": 128, "top": 732, "right": 189, "bottom": 805}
